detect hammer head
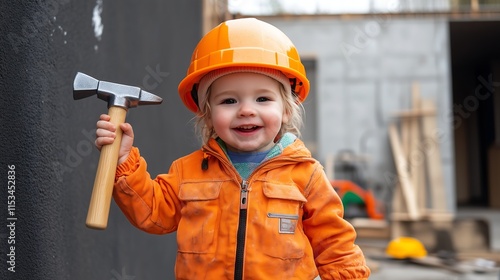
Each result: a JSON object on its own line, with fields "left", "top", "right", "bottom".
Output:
{"left": 73, "top": 72, "right": 163, "bottom": 108}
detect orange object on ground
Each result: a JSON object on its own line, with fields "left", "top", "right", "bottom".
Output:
{"left": 331, "top": 180, "right": 385, "bottom": 220}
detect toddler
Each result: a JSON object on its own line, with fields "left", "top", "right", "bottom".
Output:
{"left": 95, "top": 17, "right": 370, "bottom": 280}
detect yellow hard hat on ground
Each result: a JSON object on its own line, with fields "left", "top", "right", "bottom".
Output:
{"left": 178, "top": 18, "right": 310, "bottom": 113}
{"left": 386, "top": 237, "right": 428, "bottom": 259}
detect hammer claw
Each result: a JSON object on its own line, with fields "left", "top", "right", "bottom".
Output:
{"left": 139, "top": 89, "right": 163, "bottom": 105}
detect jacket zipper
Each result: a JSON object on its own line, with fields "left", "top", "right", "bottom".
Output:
{"left": 202, "top": 146, "right": 302, "bottom": 279}
{"left": 201, "top": 148, "right": 249, "bottom": 279}
{"left": 234, "top": 180, "right": 248, "bottom": 280}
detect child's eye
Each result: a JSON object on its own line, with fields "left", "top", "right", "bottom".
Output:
{"left": 221, "top": 98, "right": 236, "bottom": 104}
{"left": 256, "top": 97, "right": 270, "bottom": 102}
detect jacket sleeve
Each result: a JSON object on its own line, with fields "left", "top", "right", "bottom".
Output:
{"left": 302, "top": 164, "right": 371, "bottom": 280}
{"left": 112, "top": 147, "right": 182, "bottom": 234}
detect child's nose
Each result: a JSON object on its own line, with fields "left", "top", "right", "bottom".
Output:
{"left": 238, "top": 101, "right": 256, "bottom": 116}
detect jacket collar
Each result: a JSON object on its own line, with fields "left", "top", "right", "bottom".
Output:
{"left": 204, "top": 133, "right": 312, "bottom": 161}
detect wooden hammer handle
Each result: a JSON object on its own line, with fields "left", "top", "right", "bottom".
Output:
{"left": 86, "top": 106, "right": 127, "bottom": 229}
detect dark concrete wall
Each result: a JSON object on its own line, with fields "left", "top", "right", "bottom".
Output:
{"left": 1, "top": 0, "right": 201, "bottom": 279}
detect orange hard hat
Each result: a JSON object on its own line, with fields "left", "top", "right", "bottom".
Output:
{"left": 178, "top": 18, "right": 310, "bottom": 113}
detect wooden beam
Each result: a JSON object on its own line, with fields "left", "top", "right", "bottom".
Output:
{"left": 392, "top": 109, "right": 436, "bottom": 118}
{"left": 401, "top": 118, "right": 411, "bottom": 164}
{"left": 388, "top": 123, "right": 420, "bottom": 220}
{"left": 420, "top": 99, "right": 448, "bottom": 213}
{"left": 471, "top": 0, "right": 480, "bottom": 12}
{"left": 410, "top": 82, "right": 426, "bottom": 213}
{"left": 350, "top": 218, "right": 390, "bottom": 239}
{"left": 391, "top": 211, "right": 454, "bottom": 221}
{"left": 390, "top": 185, "right": 406, "bottom": 238}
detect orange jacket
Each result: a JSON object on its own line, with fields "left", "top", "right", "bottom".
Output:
{"left": 113, "top": 138, "right": 370, "bottom": 280}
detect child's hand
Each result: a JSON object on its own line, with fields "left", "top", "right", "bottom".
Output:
{"left": 95, "top": 114, "right": 134, "bottom": 165}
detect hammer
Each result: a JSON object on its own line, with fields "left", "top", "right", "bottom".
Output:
{"left": 73, "top": 72, "right": 162, "bottom": 230}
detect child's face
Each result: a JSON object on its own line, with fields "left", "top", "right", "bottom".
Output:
{"left": 207, "top": 72, "right": 289, "bottom": 153}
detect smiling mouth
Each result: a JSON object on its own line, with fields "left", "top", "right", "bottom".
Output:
{"left": 235, "top": 125, "right": 260, "bottom": 132}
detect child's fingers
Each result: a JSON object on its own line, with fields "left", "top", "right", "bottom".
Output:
{"left": 99, "top": 114, "right": 111, "bottom": 121}
{"left": 117, "top": 123, "right": 134, "bottom": 165}
{"left": 95, "top": 136, "right": 115, "bottom": 151}
{"left": 95, "top": 116, "right": 117, "bottom": 151}
{"left": 96, "top": 127, "right": 116, "bottom": 138}
{"left": 120, "top": 123, "right": 134, "bottom": 138}
{"left": 96, "top": 119, "right": 116, "bottom": 132}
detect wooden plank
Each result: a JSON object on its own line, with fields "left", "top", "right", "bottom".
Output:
{"left": 420, "top": 99, "right": 448, "bottom": 213}
{"left": 390, "top": 185, "right": 407, "bottom": 239}
{"left": 350, "top": 218, "right": 388, "bottom": 229}
{"left": 350, "top": 218, "right": 390, "bottom": 239}
{"left": 202, "top": 0, "right": 229, "bottom": 35}
{"left": 391, "top": 211, "right": 454, "bottom": 221}
{"left": 471, "top": 0, "right": 479, "bottom": 12}
{"left": 407, "top": 112, "right": 419, "bottom": 178}
{"left": 458, "top": 251, "right": 500, "bottom": 262}
{"left": 409, "top": 83, "right": 426, "bottom": 212}
{"left": 409, "top": 256, "right": 470, "bottom": 274}
{"left": 393, "top": 109, "right": 436, "bottom": 118}
{"left": 390, "top": 127, "right": 409, "bottom": 238}
{"left": 401, "top": 118, "right": 411, "bottom": 161}
{"left": 395, "top": 119, "right": 410, "bottom": 238}
{"left": 388, "top": 123, "right": 420, "bottom": 220}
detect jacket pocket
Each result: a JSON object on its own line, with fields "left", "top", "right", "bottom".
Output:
{"left": 177, "top": 181, "right": 222, "bottom": 253}
{"left": 260, "top": 182, "right": 308, "bottom": 259}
